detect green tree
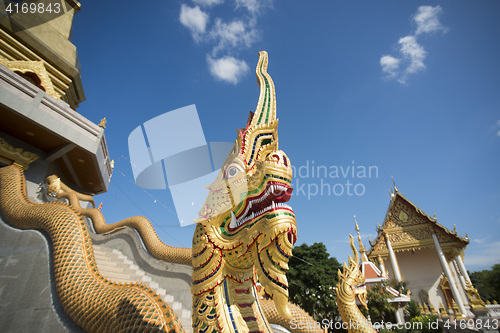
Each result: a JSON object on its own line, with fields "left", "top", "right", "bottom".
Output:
{"left": 393, "top": 281, "right": 409, "bottom": 295}
{"left": 288, "top": 242, "right": 341, "bottom": 323}
{"left": 360, "top": 281, "right": 396, "bottom": 323}
{"left": 404, "top": 300, "right": 421, "bottom": 321}
{"left": 470, "top": 264, "right": 500, "bottom": 303}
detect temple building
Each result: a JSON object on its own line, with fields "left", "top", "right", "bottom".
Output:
{"left": 0, "top": 0, "right": 111, "bottom": 193}
{"left": 365, "top": 186, "right": 489, "bottom": 319}
{"left": 0, "top": 2, "right": 193, "bottom": 331}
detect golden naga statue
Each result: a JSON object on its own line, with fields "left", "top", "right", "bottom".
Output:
{"left": 0, "top": 52, "right": 317, "bottom": 333}
{"left": 191, "top": 50, "right": 297, "bottom": 333}
{"left": 336, "top": 235, "right": 377, "bottom": 333}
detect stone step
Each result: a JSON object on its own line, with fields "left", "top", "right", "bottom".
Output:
{"left": 180, "top": 317, "right": 192, "bottom": 331}
{"left": 93, "top": 244, "right": 192, "bottom": 333}
{"left": 101, "top": 270, "right": 131, "bottom": 281}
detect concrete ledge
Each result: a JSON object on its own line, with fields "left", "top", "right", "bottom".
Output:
{"left": 0, "top": 63, "right": 112, "bottom": 193}
{"left": 0, "top": 64, "right": 101, "bottom": 146}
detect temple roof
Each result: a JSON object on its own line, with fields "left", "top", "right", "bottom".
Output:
{"left": 367, "top": 189, "right": 469, "bottom": 258}
{"left": 361, "top": 258, "right": 411, "bottom": 303}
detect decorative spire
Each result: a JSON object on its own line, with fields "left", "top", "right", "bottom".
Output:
{"left": 391, "top": 175, "right": 398, "bottom": 193}
{"left": 354, "top": 215, "right": 369, "bottom": 262}
{"left": 453, "top": 224, "right": 457, "bottom": 234}
{"left": 98, "top": 118, "right": 107, "bottom": 129}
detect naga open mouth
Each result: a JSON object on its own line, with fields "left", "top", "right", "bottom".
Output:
{"left": 228, "top": 181, "right": 293, "bottom": 230}
{"left": 354, "top": 283, "right": 368, "bottom": 310}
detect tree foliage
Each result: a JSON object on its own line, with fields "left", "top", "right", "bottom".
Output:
{"left": 404, "top": 300, "right": 421, "bottom": 321}
{"left": 360, "top": 280, "right": 396, "bottom": 323}
{"left": 470, "top": 264, "right": 500, "bottom": 303}
{"left": 288, "top": 242, "right": 342, "bottom": 322}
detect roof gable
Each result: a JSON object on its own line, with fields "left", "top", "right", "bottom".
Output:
{"left": 368, "top": 191, "right": 468, "bottom": 258}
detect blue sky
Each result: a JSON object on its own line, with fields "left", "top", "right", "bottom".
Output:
{"left": 72, "top": 1, "right": 500, "bottom": 272}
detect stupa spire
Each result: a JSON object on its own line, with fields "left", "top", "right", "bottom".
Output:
{"left": 354, "top": 215, "right": 369, "bottom": 263}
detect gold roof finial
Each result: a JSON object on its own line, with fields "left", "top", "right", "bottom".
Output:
{"left": 98, "top": 118, "right": 107, "bottom": 129}
{"left": 465, "top": 232, "right": 469, "bottom": 241}
{"left": 453, "top": 224, "right": 457, "bottom": 234}
{"left": 391, "top": 175, "right": 398, "bottom": 193}
{"left": 354, "top": 215, "right": 369, "bottom": 262}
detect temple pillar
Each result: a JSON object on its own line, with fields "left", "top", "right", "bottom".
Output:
{"left": 432, "top": 234, "right": 467, "bottom": 316}
{"left": 377, "top": 255, "right": 387, "bottom": 278}
{"left": 455, "top": 254, "right": 472, "bottom": 286}
{"left": 395, "top": 306, "right": 405, "bottom": 325}
{"left": 385, "top": 233, "right": 402, "bottom": 283}
{"left": 450, "top": 259, "right": 470, "bottom": 310}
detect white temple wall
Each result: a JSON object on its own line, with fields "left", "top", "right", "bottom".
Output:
{"left": 391, "top": 248, "right": 447, "bottom": 311}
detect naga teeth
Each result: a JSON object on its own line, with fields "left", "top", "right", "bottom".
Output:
{"left": 230, "top": 184, "right": 293, "bottom": 228}
{"left": 229, "top": 211, "right": 237, "bottom": 229}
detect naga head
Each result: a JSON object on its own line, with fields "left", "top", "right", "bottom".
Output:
{"left": 192, "top": 51, "right": 297, "bottom": 320}
{"left": 337, "top": 235, "right": 368, "bottom": 310}
{"left": 46, "top": 176, "right": 63, "bottom": 198}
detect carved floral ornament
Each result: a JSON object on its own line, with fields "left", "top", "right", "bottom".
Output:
{"left": 0, "top": 137, "right": 39, "bottom": 170}
{"left": 0, "top": 58, "right": 61, "bottom": 100}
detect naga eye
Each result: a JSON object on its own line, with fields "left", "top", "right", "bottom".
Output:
{"left": 226, "top": 165, "right": 241, "bottom": 179}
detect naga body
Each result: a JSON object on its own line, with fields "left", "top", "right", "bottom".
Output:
{"left": 0, "top": 52, "right": 312, "bottom": 333}
{"left": 0, "top": 165, "right": 184, "bottom": 332}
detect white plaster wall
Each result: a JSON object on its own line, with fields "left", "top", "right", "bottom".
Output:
{"left": 383, "top": 248, "right": 448, "bottom": 311}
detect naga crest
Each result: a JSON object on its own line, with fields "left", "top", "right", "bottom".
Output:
{"left": 192, "top": 51, "right": 297, "bottom": 325}
{"left": 337, "top": 235, "right": 368, "bottom": 310}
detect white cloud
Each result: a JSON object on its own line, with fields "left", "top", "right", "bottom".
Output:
{"left": 178, "top": 0, "right": 270, "bottom": 84}
{"left": 380, "top": 55, "right": 400, "bottom": 79}
{"left": 210, "top": 18, "right": 259, "bottom": 55}
{"left": 380, "top": 36, "right": 427, "bottom": 84}
{"left": 179, "top": 5, "right": 209, "bottom": 41}
{"left": 471, "top": 236, "right": 491, "bottom": 244}
{"left": 399, "top": 35, "right": 426, "bottom": 76}
{"left": 235, "top": 0, "right": 271, "bottom": 14}
{"left": 207, "top": 56, "right": 250, "bottom": 84}
{"left": 413, "top": 5, "right": 447, "bottom": 35}
{"left": 380, "top": 6, "right": 446, "bottom": 84}
{"left": 193, "top": 0, "right": 224, "bottom": 6}
{"left": 464, "top": 241, "right": 500, "bottom": 271}
{"left": 495, "top": 121, "right": 500, "bottom": 137}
